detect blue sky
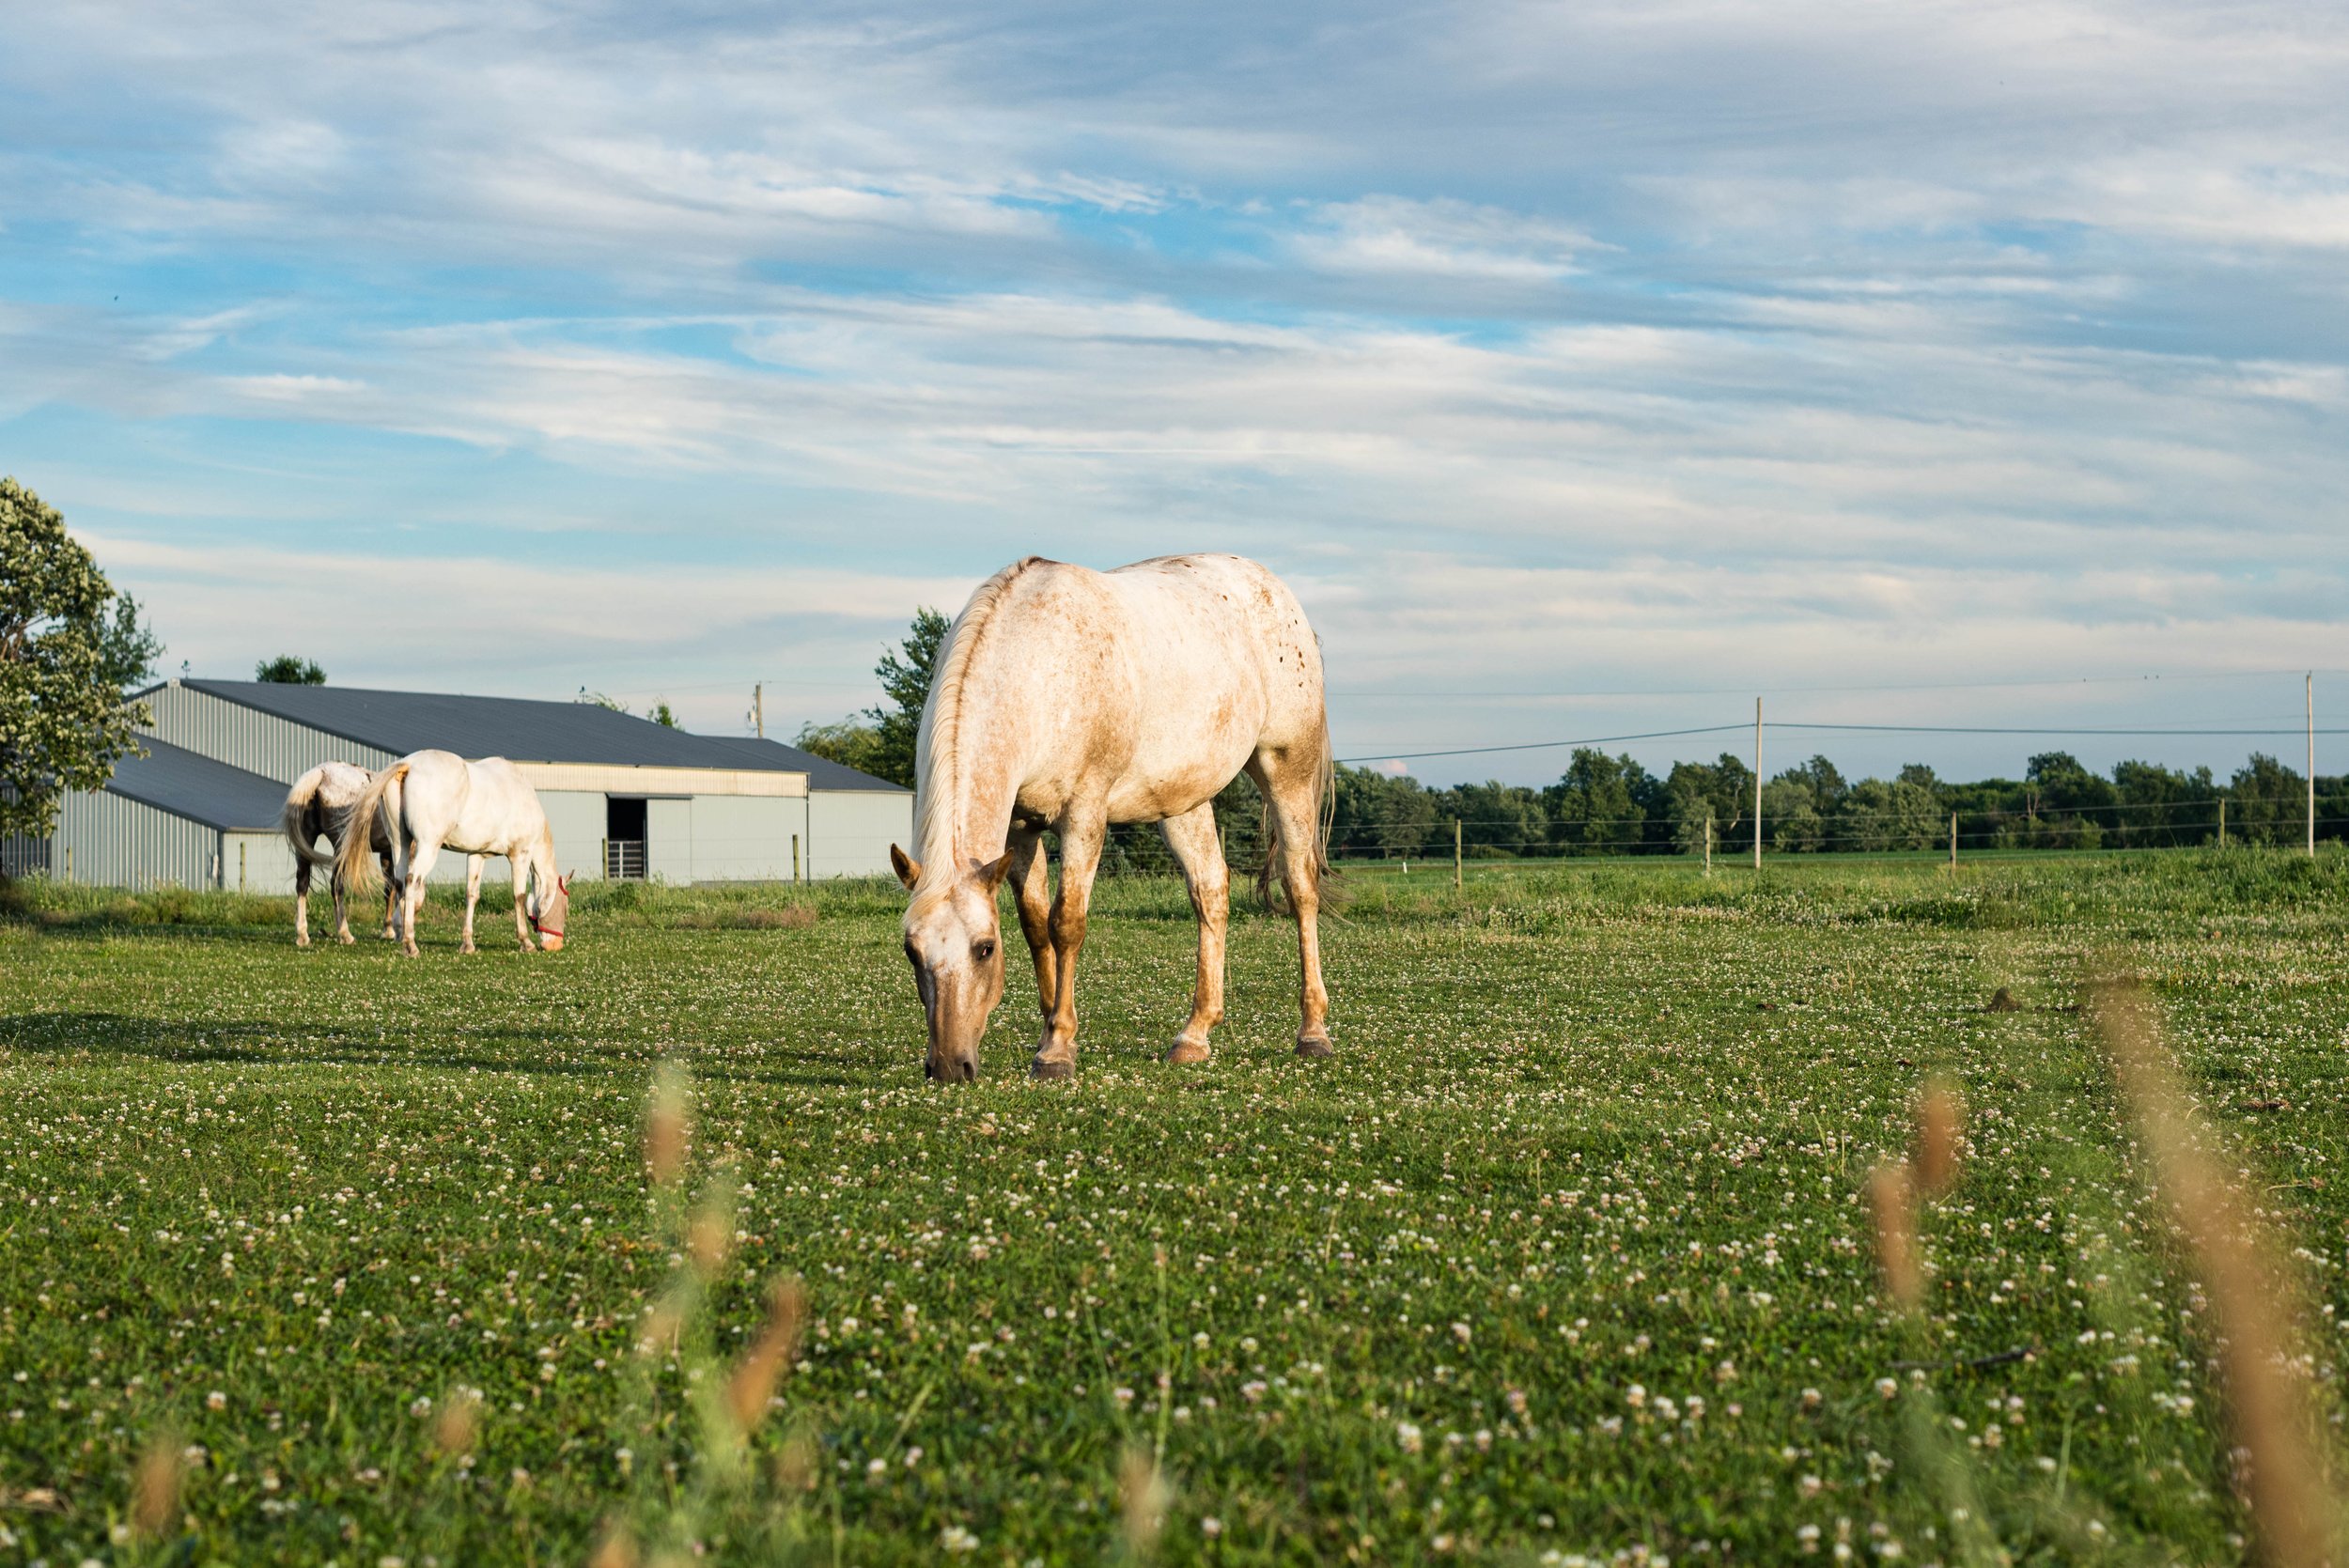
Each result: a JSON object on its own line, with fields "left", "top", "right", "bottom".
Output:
{"left": 4, "top": 1, "right": 2345, "bottom": 785}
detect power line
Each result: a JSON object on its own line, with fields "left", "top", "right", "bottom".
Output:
{"left": 1338, "top": 723, "right": 1750, "bottom": 764}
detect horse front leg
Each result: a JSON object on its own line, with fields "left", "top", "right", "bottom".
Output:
{"left": 1158, "top": 802, "right": 1228, "bottom": 1064}
{"left": 1033, "top": 807, "right": 1106, "bottom": 1081}
{"left": 510, "top": 854, "right": 537, "bottom": 952}
{"left": 459, "top": 853, "right": 484, "bottom": 955}
{"left": 1006, "top": 828, "right": 1055, "bottom": 1029}
{"left": 1254, "top": 753, "right": 1334, "bottom": 1057}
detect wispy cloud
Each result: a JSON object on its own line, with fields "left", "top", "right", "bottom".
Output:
{"left": 2, "top": 0, "right": 2344, "bottom": 778}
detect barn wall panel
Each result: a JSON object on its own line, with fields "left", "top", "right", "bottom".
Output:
{"left": 646, "top": 799, "right": 693, "bottom": 884}
{"left": 538, "top": 792, "right": 606, "bottom": 883}
{"left": 688, "top": 795, "right": 806, "bottom": 882}
{"left": 806, "top": 790, "right": 913, "bottom": 879}
{"left": 55, "top": 790, "right": 219, "bottom": 888}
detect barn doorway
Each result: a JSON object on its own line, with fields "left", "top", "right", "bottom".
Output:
{"left": 606, "top": 797, "right": 647, "bottom": 879}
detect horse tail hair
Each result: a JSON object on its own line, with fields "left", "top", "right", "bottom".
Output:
{"left": 335, "top": 762, "right": 407, "bottom": 895}
{"left": 281, "top": 769, "right": 337, "bottom": 869}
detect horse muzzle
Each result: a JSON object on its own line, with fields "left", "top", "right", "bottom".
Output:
{"left": 926, "top": 1051, "right": 977, "bottom": 1083}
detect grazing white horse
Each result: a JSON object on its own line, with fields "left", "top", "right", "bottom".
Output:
{"left": 279, "top": 762, "right": 398, "bottom": 946}
{"left": 891, "top": 553, "right": 1334, "bottom": 1082}
{"left": 336, "top": 751, "right": 571, "bottom": 956}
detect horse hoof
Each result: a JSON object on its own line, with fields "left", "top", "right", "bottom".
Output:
{"left": 294, "top": 933, "right": 310, "bottom": 949}
{"left": 1295, "top": 1035, "right": 1335, "bottom": 1059}
{"left": 459, "top": 942, "right": 476, "bottom": 955}
{"left": 338, "top": 933, "right": 356, "bottom": 946}
{"left": 1031, "top": 1057, "right": 1076, "bottom": 1082}
{"left": 1164, "top": 1039, "right": 1212, "bottom": 1065}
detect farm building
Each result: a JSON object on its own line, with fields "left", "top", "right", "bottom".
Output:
{"left": 3, "top": 678, "right": 909, "bottom": 890}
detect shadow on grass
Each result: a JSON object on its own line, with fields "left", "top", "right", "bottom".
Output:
{"left": 0, "top": 1011, "right": 866, "bottom": 1089}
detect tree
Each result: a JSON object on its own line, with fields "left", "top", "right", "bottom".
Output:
{"left": 1544, "top": 749, "right": 1650, "bottom": 856}
{"left": 792, "top": 717, "right": 889, "bottom": 779}
{"left": 649, "top": 700, "right": 679, "bottom": 728}
{"left": 0, "top": 477, "right": 156, "bottom": 843}
{"left": 577, "top": 688, "right": 628, "bottom": 713}
{"left": 863, "top": 608, "right": 951, "bottom": 789}
{"left": 257, "top": 654, "right": 325, "bottom": 685}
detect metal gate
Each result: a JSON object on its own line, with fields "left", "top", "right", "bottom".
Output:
{"left": 606, "top": 839, "right": 646, "bottom": 879}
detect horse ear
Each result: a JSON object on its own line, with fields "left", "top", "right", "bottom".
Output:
{"left": 971, "top": 851, "right": 1014, "bottom": 893}
{"left": 558, "top": 872, "right": 572, "bottom": 893}
{"left": 890, "top": 845, "right": 922, "bottom": 890}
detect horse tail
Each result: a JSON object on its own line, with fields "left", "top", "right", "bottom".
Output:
{"left": 1253, "top": 713, "right": 1345, "bottom": 912}
{"left": 281, "top": 769, "right": 337, "bottom": 869}
{"left": 335, "top": 762, "right": 407, "bottom": 895}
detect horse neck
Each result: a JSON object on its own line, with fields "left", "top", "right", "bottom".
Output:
{"left": 914, "top": 689, "right": 1019, "bottom": 884}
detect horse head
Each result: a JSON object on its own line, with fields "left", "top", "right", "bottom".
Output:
{"left": 532, "top": 870, "right": 574, "bottom": 953}
{"left": 892, "top": 845, "right": 1012, "bottom": 1082}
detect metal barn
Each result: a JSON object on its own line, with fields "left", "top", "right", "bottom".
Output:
{"left": 15, "top": 678, "right": 910, "bottom": 890}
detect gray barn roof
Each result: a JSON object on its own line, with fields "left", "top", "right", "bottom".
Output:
{"left": 172, "top": 680, "right": 816, "bottom": 775}
{"left": 104, "top": 738, "right": 288, "bottom": 831}
{"left": 695, "top": 736, "right": 908, "bottom": 794}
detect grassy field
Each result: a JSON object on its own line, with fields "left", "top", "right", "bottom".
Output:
{"left": 4, "top": 852, "right": 2348, "bottom": 1566}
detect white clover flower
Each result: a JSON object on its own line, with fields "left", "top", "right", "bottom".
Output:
{"left": 1396, "top": 1421, "right": 1423, "bottom": 1453}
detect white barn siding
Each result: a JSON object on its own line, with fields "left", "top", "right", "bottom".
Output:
{"left": 688, "top": 795, "right": 807, "bottom": 882}
{"left": 538, "top": 791, "right": 606, "bottom": 882}
{"left": 223, "top": 830, "right": 303, "bottom": 895}
{"left": 54, "top": 791, "right": 218, "bottom": 888}
{"left": 647, "top": 799, "right": 692, "bottom": 884}
{"left": 806, "top": 790, "right": 912, "bottom": 879}
{"left": 141, "top": 683, "right": 397, "bottom": 784}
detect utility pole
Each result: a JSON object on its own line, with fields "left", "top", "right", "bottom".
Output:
{"left": 1752, "top": 697, "right": 1764, "bottom": 871}
{"left": 2309, "top": 672, "right": 2316, "bottom": 856}
{"left": 753, "top": 683, "right": 765, "bottom": 740}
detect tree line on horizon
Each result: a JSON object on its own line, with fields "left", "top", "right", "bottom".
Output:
{"left": 798, "top": 608, "right": 2345, "bottom": 873}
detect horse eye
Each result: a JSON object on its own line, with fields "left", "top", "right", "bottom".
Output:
{"left": 972, "top": 939, "right": 996, "bottom": 962}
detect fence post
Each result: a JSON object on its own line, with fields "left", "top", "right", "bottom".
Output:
{"left": 1752, "top": 697, "right": 1764, "bottom": 870}
{"left": 1949, "top": 812, "right": 1957, "bottom": 873}
{"left": 2217, "top": 799, "right": 2226, "bottom": 848}
{"left": 2309, "top": 671, "right": 2317, "bottom": 857}
{"left": 240, "top": 840, "right": 247, "bottom": 893}
{"left": 1704, "top": 811, "right": 1713, "bottom": 877}
{"left": 1453, "top": 818, "right": 1462, "bottom": 890}
{"left": 792, "top": 833, "right": 801, "bottom": 883}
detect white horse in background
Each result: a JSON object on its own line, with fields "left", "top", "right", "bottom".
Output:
{"left": 280, "top": 762, "right": 398, "bottom": 947}
{"left": 892, "top": 552, "right": 1334, "bottom": 1083}
{"left": 336, "top": 752, "right": 571, "bottom": 956}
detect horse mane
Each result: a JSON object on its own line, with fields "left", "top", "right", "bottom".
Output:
{"left": 913, "top": 556, "right": 1046, "bottom": 877}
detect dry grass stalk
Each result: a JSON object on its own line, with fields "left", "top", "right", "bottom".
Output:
{"left": 2092, "top": 977, "right": 2341, "bottom": 1568}
{"left": 1915, "top": 1080, "right": 1964, "bottom": 1194}
{"left": 1119, "top": 1442, "right": 1172, "bottom": 1558}
{"left": 687, "top": 1207, "right": 730, "bottom": 1276}
{"left": 588, "top": 1524, "right": 642, "bottom": 1568}
{"left": 433, "top": 1389, "right": 479, "bottom": 1455}
{"left": 645, "top": 1064, "right": 691, "bottom": 1186}
{"left": 1869, "top": 1161, "right": 1921, "bottom": 1311}
{"left": 728, "top": 1276, "right": 807, "bottom": 1432}
{"left": 130, "top": 1433, "right": 184, "bottom": 1537}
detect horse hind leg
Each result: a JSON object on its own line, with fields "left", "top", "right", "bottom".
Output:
{"left": 294, "top": 858, "right": 313, "bottom": 948}
{"left": 1158, "top": 802, "right": 1228, "bottom": 1064}
{"left": 378, "top": 853, "right": 398, "bottom": 939}
{"left": 1251, "top": 750, "right": 1333, "bottom": 1057}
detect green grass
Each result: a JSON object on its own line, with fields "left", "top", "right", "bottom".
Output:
{"left": 5, "top": 850, "right": 2349, "bottom": 1565}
